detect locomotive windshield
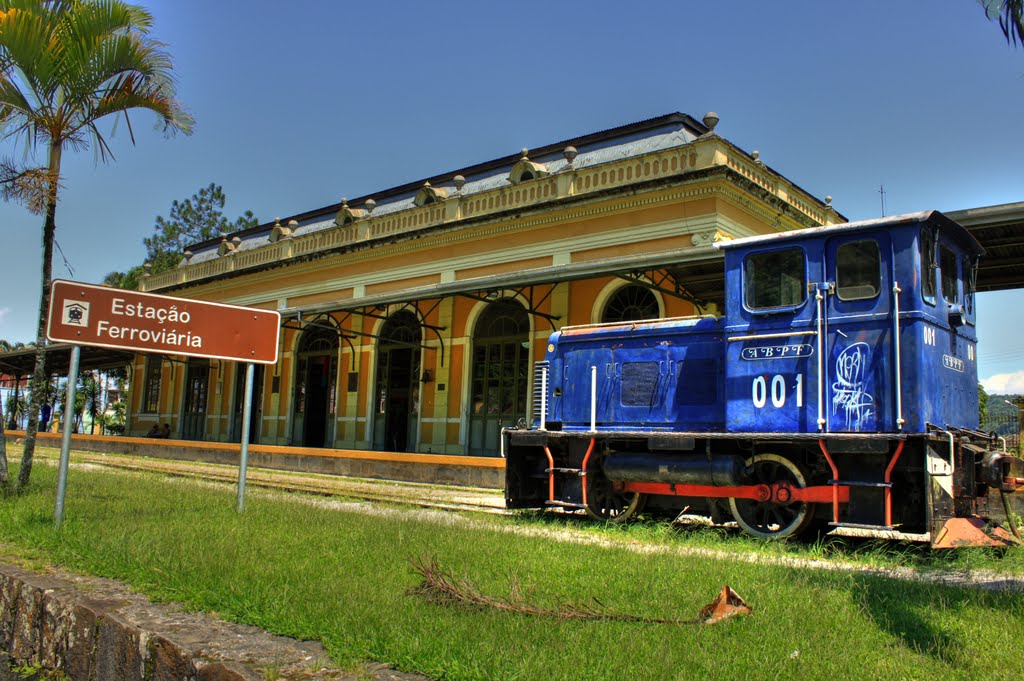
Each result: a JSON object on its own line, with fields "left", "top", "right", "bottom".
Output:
{"left": 743, "top": 248, "right": 805, "bottom": 310}
{"left": 940, "top": 245, "right": 960, "bottom": 304}
{"left": 836, "top": 239, "right": 881, "bottom": 301}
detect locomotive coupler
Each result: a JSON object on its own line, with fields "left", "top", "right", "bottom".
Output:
{"left": 981, "top": 450, "right": 1024, "bottom": 492}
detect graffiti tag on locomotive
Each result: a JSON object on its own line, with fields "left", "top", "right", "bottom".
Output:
{"left": 504, "top": 211, "right": 1024, "bottom": 548}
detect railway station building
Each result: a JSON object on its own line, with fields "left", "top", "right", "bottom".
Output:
{"left": 124, "top": 112, "right": 843, "bottom": 456}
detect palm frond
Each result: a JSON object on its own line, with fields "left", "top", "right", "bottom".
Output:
{"left": 981, "top": 0, "right": 1024, "bottom": 47}
{"left": 0, "top": 0, "right": 191, "bottom": 153}
{"left": 0, "top": 158, "right": 55, "bottom": 213}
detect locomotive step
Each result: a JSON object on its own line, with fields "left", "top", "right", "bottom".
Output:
{"left": 545, "top": 500, "right": 588, "bottom": 509}
{"left": 545, "top": 467, "right": 584, "bottom": 475}
{"left": 828, "top": 522, "right": 896, "bottom": 531}
{"left": 828, "top": 480, "right": 892, "bottom": 488}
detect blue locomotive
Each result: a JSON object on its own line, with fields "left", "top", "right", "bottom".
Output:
{"left": 504, "top": 211, "right": 1024, "bottom": 547}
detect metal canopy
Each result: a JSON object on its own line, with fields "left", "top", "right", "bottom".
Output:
{"left": 948, "top": 202, "right": 1024, "bottom": 292}
{"left": 278, "top": 245, "right": 725, "bottom": 323}
{"left": 0, "top": 343, "right": 134, "bottom": 378}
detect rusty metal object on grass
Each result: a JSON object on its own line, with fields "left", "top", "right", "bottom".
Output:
{"left": 931, "top": 516, "right": 1021, "bottom": 549}
{"left": 698, "top": 585, "right": 753, "bottom": 624}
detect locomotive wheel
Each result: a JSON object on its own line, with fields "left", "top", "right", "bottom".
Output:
{"left": 585, "top": 461, "right": 645, "bottom": 523}
{"left": 728, "top": 453, "right": 813, "bottom": 539}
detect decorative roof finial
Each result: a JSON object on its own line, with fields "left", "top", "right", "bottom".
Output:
{"left": 702, "top": 111, "right": 719, "bottom": 133}
{"left": 453, "top": 175, "right": 466, "bottom": 191}
{"left": 563, "top": 146, "right": 578, "bottom": 165}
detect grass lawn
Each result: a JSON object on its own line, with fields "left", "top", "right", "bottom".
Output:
{"left": 1, "top": 460, "right": 1023, "bottom": 680}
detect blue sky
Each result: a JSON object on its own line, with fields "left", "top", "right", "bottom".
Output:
{"left": 1, "top": 1, "right": 1023, "bottom": 389}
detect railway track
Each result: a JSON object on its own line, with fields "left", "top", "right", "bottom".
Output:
{"left": 41, "top": 448, "right": 507, "bottom": 515}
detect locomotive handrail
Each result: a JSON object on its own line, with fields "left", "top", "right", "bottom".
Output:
{"left": 590, "top": 365, "right": 598, "bottom": 432}
{"left": 725, "top": 330, "right": 817, "bottom": 342}
{"left": 815, "top": 286, "right": 826, "bottom": 431}
{"left": 893, "top": 282, "right": 905, "bottom": 430}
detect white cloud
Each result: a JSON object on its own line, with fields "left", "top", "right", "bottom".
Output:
{"left": 981, "top": 371, "right": 1024, "bottom": 395}
{"left": 0, "top": 307, "right": 8, "bottom": 326}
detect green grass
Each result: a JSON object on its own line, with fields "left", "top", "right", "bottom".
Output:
{"left": 1, "top": 463, "right": 1024, "bottom": 680}
{"left": 504, "top": 506, "right": 1024, "bottom": 577}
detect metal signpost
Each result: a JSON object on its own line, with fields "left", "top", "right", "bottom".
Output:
{"left": 46, "top": 279, "right": 280, "bottom": 525}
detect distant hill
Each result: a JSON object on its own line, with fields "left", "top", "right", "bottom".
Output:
{"left": 989, "top": 395, "right": 1022, "bottom": 419}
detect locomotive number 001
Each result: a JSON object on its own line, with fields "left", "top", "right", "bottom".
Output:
{"left": 751, "top": 374, "right": 803, "bottom": 409}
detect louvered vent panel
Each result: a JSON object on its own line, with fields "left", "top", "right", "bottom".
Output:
{"left": 532, "top": 361, "right": 549, "bottom": 419}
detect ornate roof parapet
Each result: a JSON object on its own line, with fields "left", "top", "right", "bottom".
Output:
{"left": 413, "top": 182, "right": 449, "bottom": 207}
{"left": 217, "top": 233, "right": 242, "bottom": 256}
{"left": 334, "top": 198, "right": 369, "bottom": 227}
{"left": 508, "top": 148, "right": 550, "bottom": 185}
{"left": 269, "top": 217, "right": 296, "bottom": 243}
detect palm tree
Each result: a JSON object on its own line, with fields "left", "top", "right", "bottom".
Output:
{"left": 0, "top": 1, "right": 193, "bottom": 489}
{"left": 0, "top": 384, "right": 7, "bottom": 487}
{"left": 79, "top": 370, "right": 101, "bottom": 433}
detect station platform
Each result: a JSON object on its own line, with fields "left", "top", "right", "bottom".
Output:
{"left": 3, "top": 431, "right": 505, "bottom": 489}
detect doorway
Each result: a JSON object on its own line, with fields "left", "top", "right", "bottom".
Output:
{"left": 468, "top": 299, "right": 530, "bottom": 455}
{"left": 372, "top": 310, "right": 421, "bottom": 452}
{"left": 180, "top": 359, "right": 209, "bottom": 441}
{"left": 230, "top": 364, "right": 264, "bottom": 444}
{"left": 291, "top": 324, "right": 339, "bottom": 447}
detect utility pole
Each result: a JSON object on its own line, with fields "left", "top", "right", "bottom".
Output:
{"left": 878, "top": 185, "right": 887, "bottom": 217}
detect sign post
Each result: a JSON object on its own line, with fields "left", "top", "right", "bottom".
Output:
{"left": 46, "top": 280, "right": 280, "bottom": 523}
{"left": 53, "top": 345, "right": 80, "bottom": 527}
{"left": 237, "top": 362, "right": 255, "bottom": 513}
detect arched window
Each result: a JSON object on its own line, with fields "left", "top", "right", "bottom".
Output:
{"left": 601, "top": 284, "right": 660, "bottom": 323}
{"left": 469, "top": 299, "right": 530, "bottom": 456}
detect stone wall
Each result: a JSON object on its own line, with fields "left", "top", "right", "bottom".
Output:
{"left": 0, "top": 562, "right": 347, "bottom": 680}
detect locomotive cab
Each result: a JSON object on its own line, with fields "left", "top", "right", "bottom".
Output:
{"left": 505, "top": 211, "right": 1024, "bottom": 547}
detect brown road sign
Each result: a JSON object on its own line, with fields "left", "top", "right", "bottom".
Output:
{"left": 46, "top": 280, "right": 280, "bottom": 364}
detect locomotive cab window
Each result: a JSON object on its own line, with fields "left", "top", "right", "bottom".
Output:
{"left": 920, "top": 228, "right": 937, "bottom": 305}
{"left": 836, "top": 239, "right": 880, "bottom": 301}
{"left": 964, "top": 255, "right": 977, "bottom": 323}
{"left": 744, "top": 248, "right": 806, "bottom": 310}
{"left": 940, "top": 244, "right": 959, "bottom": 304}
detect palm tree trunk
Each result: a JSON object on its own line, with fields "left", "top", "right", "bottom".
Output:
{"left": 0, "top": 396, "right": 9, "bottom": 488}
{"left": 18, "top": 142, "right": 62, "bottom": 490}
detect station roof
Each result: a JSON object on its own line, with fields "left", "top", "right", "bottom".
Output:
{"left": 946, "top": 202, "right": 1024, "bottom": 291}
{"left": 0, "top": 343, "right": 134, "bottom": 379}
{"left": 182, "top": 112, "right": 713, "bottom": 266}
